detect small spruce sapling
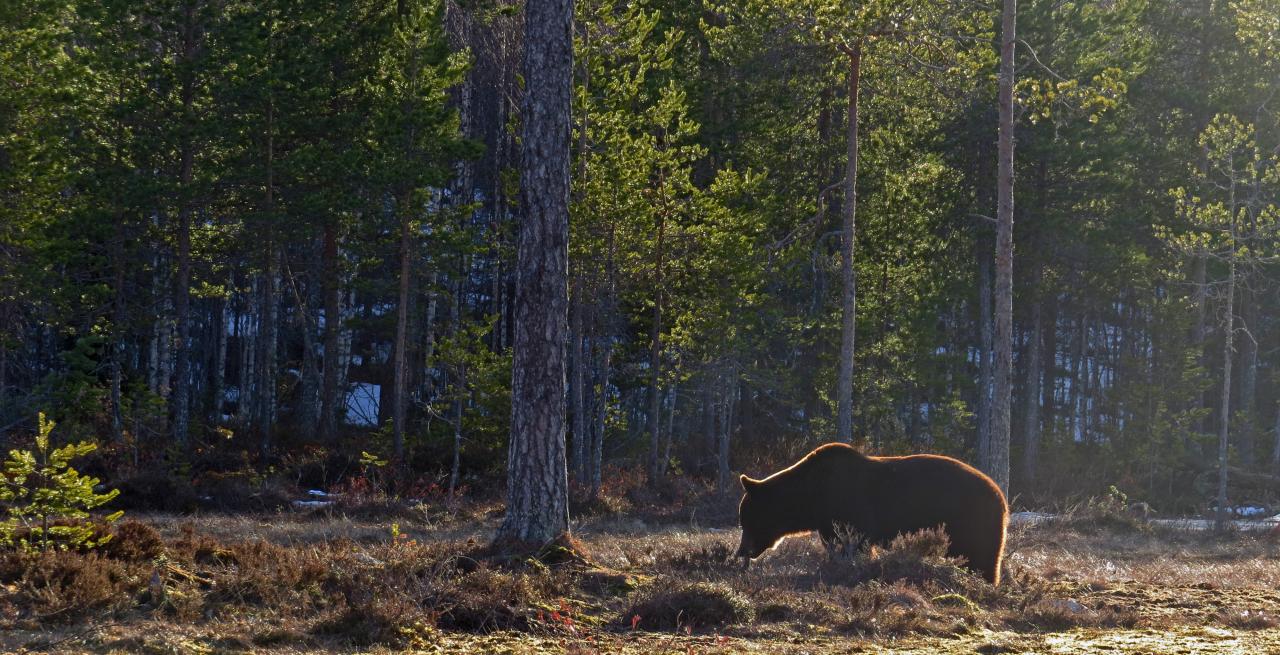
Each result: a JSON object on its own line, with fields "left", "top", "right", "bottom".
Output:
{"left": 0, "top": 413, "right": 122, "bottom": 551}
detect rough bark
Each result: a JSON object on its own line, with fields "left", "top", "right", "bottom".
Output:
{"left": 985, "top": 0, "right": 1016, "bottom": 495}
{"left": 836, "top": 42, "right": 862, "bottom": 444}
{"left": 495, "top": 0, "right": 573, "bottom": 545}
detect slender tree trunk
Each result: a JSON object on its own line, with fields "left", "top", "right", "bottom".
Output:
{"left": 210, "top": 281, "right": 228, "bottom": 425}
{"left": 257, "top": 247, "right": 279, "bottom": 453}
{"left": 294, "top": 257, "right": 321, "bottom": 435}
{"left": 589, "top": 334, "right": 610, "bottom": 500}
{"left": 392, "top": 193, "right": 413, "bottom": 460}
{"left": 111, "top": 238, "right": 127, "bottom": 443}
{"left": 1270, "top": 401, "right": 1280, "bottom": 476}
{"left": 836, "top": 42, "right": 862, "bottom": 444}
{"left": 1022, "top": 291, "right": 1042, "bottom": 485}
{"left": 1217, "top": 250, "right": 1236, "bottom": 530}
{"left": 1192, "top": 254, "right": 1208, "bottom": 435}
{"left": 1041, "top": 293, "right": 1057, "bottom": 430}
{"left": 449, "top": 367, "right": 465, "bottom": 496}
{"left": 320, "top": 220, "right": 342, "bottom": 440}
{"left": 647, "top": 208, "right": 667, "bottom": 484}
{"left": 977, "top": 241, "right": 994, "bottom": 457}
{"left": 571, "top": 279, "right": 586, "bottom": 487}
{"left": 421, "top": 269, "right": 439, "bottom": 400}
{"left": 662, "top": 382, "right": 677, "bottom": 472}
{"left": 986, "top": 0, "right": 1016, "bottom": 495}
{"left": 495, "top": 0, "right": 573, "bottom": 544}
{"left": 238, "top": 276, "right": 256, "bottom": 426}
{"left": 717, "top": 369, "right": 737, "bottom": 490}
{"left": 1238, "top": 285, "right": 1257, "bottom": 466}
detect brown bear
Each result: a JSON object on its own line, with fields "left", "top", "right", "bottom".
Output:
{"left": 736, "top": 443, "right": 1009, "bottom": 585}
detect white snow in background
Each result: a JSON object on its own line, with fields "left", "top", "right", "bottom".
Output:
{"left": 345, "top": 383, "right": 381, "bottom": 427}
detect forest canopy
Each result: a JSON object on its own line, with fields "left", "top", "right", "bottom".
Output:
{"left": 2, "top": 0, "right": 1280, "bottom": 515}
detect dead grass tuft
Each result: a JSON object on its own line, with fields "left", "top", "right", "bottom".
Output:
{"left": 101, "top": 519, "right": 166, "bottom": 562}
{"left": 824, "top": 527, "right": 977, "bottom": 591}
{"left": 626, "top": 581, "right": 754, "bottom": 631}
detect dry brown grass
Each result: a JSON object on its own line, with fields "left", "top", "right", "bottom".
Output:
{"left": 3, "top": 508, "right": 1280, "bottom": 653}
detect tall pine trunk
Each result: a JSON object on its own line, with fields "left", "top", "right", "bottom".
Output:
{"left": 495, "top": 0, "right": 573, "bottom": 544}
{"left": 986, "top": 0, "right": 1016, "bottom": 495}
{"left": 836, "top": 42, "right": 862, "bottom": 443}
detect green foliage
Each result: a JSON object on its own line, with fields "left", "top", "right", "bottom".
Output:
{"left": 0, "top": 413, "right": 122, "bottom": 552}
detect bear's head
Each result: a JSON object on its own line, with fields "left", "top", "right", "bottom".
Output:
{"left": 735, "top": 474, "right": 785, "bottom": 560}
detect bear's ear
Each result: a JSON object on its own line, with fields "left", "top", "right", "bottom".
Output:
{"left": 739, "top": 474, "right": 761, "bottom": 491}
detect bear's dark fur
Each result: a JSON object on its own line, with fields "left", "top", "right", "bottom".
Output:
{"left": 736, "top": 443, "right": 1009, "bottom": 584}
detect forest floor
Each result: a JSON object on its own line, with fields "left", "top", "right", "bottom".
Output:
{"left": 5, "top": 499, "right": 1280, "bottom": 654}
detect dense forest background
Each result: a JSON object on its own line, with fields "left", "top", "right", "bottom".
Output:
{"left": 2, "top": 0, "right": 1279, "bottom": 515}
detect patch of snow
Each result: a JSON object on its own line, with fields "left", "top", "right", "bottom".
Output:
{"left": 344, "top": 382, "right": 381, "bottom": 427}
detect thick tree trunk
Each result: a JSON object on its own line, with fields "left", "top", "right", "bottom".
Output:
{"left": 495, "top": 0, "right": 573, "bottom": 545}
{"left": 986, "top": 0, "right": 1016, "bottom": 495}
{"left": 836, "top": 43, "right": 862, "bottom": 444}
